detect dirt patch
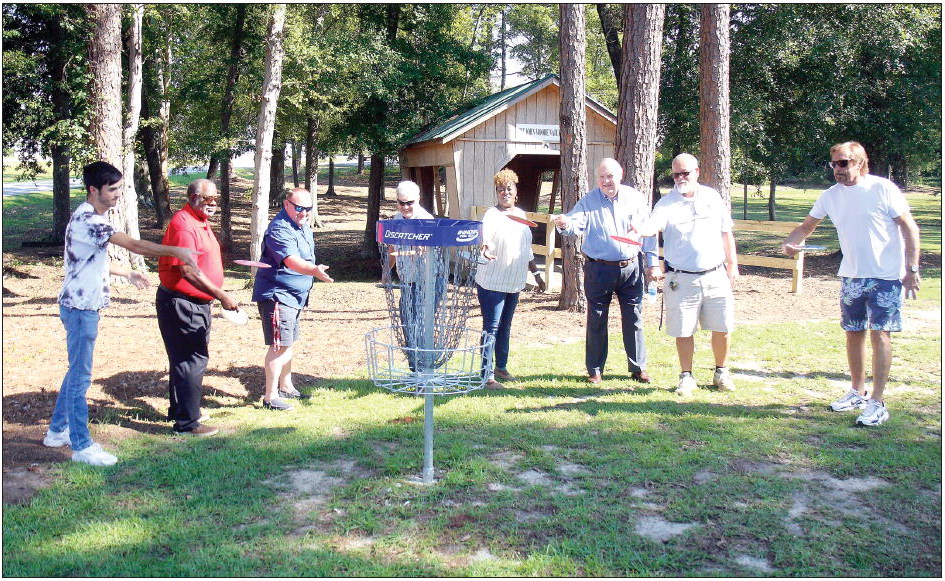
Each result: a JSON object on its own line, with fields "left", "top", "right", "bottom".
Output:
{"left": 634, "top": 515, "right": 698, "bottom": 542}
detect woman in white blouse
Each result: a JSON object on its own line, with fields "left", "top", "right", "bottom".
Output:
{"left": 476, "top": 170, "right": 545, "bottom": 389}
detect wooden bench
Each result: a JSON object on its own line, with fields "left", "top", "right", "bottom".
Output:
{"left": 470, "top": 207, "right": 809, "bottom": 293}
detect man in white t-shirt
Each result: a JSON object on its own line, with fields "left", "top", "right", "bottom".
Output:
{"left": 782, "top": 141, "right": 921, "bottom": 427}
{"left": 638, "top": 153, "right": 740, "bottom": 397}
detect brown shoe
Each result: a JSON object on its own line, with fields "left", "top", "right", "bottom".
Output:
{"left": 494, "top": 369, "right": 517, "bottom": 381}
{"left": 588, "top": 373, "right": 602, "bottom": 384}
{"left": 631, "top": 371, "right": 652, "bottom": 384}
{"left": 175, "top": 424, "right": 218, "bottom": 437}
{"left": 484, "top": 379, "right": 505, "bottom": 390}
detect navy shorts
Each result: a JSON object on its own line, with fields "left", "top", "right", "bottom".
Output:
{"left": 257, "top": 300, "right": 302, "bottom": 346}
{"left": 840, "top": 277, "right": 903, "bottom": 332}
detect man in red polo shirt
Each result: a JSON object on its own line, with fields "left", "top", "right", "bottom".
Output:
{"left": 156, "top": 179, "right": 239, "bottom": 436}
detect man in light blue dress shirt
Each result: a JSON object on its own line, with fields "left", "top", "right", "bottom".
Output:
{"left": 554, "top": 158, "right": 658, "bottom": 384}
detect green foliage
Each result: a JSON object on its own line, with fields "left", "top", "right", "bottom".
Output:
{"left": 1, "top": 4, "right": 92, "bottom": 179}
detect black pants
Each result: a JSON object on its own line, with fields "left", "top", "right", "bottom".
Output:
{"left": 156, "top": 287, "right": 211, "bottom": 432}
{"left": 583, "top": 255, "right": 646, "bottom": 377}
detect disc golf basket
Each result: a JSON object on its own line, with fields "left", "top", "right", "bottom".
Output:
{"left": 365, "top": 218, "right": 494, "bottom": 484}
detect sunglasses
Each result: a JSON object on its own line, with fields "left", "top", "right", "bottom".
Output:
{"left": 397, "top": 199, "right": 415, "bottom": 207}
{"left": 671, "top": 170, "right": 693, "bottom": 179}
{"left": 828, "top": 159, "right": 854, "bottom": 169}
{"left": 289, "top": 203, "right": 313, "bottom": 212}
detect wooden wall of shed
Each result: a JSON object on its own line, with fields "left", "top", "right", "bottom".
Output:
{"left": 401, "top": 82, "right": 617, "bottom": 220}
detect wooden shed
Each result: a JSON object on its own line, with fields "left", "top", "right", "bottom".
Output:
{"left": 399, "top": 74, "right": 617, "bottom": 220}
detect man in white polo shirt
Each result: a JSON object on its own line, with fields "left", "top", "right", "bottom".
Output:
{"left": 639, "top": 153, "right": 739, "bottom": 397}
{"left": 782, "top": 141, "right": 921, "bottom": 427}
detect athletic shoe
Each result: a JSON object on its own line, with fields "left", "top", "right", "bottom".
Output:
{"left": 71, "top": 443, "right": 118, "bottom": 467}
{"left": 494, "top": 369, "right": 517, "bottom": 382}
{"left": 713, "top": 367, "right": 735, "bottom": 392}
{"left": 278, "top": 388, "right": 310, "bottom": 400}
{"left": 856, "top": 399, "right": 890, "bottom": 426}
{"left": 43, "top": 427, "right": 70, "bottom": 448}
{"left": 263, "top": 398, "right": 294, "bottom": 411}
{"left": 675, "top": 372, "right": 697, "bottom": 397}
{"left": 830, "top": 389, "right": 869, "bottom": 412}
{"left": 174, "top": 424, "right": 218, "bottom": 437}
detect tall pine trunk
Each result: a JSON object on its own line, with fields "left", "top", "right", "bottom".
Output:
{"left": 291, "top": 139, "right": 300, "bottom": 186}
{"left": 250, "top": 4, "right": 286, "bottom": 264}
{"left": 362, "top": 153, "right": 384, "bottom": 257}
{"left": 558, "top": 3, "right": 588, "bottom": 312}
{"left": 122, "top": 4, "right": 146, "bottom": 271}
{"left": 616, "top": 4, "right": 665, "bottom": 205}
{"left": 698, "top": 4, "right": 731, "bottom": 206}
{"left": 218, "top": 4, "right": 247, "bottom": 252}
{"left": 87, "top": 4, "right": 129, "bottom": 267}
{"left": 270, "top": 130, "right": 286, "bottom": 207}
{"left": 596, "top": 3, "right": 622, "bottom": 85}
{"left": 49, "top": 17, "right": 71, "bottom": 243}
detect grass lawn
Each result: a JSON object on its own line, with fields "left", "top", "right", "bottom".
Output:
{"left": 2, "top": 303, "right": 940, "bottom": 576}
{"left": 2, "top": 174, "right": 940, "bottom": 576}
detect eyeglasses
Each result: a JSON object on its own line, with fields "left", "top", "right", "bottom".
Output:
{"left": 200, "top": 195, "right": 220, "bottom": 204}
{"left": 671, "top": 170, "right": 693, "bottom": 180}
{"left": 289, "top": 203, "right": 313, "bottom": 212}
{"left": 828, "top": 159, "right": 854, "bottom": 169}
{"left": 397, "top": 199, "right": 415, "bottom": 207}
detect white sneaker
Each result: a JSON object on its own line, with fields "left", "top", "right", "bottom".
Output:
{"left": 830, "top": 389, "right": 869, "bottom": 412}
{"left": 713, "top": 367, "right": 735, "bottom": 391}
{"left": 43, "top": 427, "right": 70, "bottom": 447}
{"left": 856, "top": 399, "right": 890, "bottom": 426}
{"left": 675, "top": 372, "right": 697, "bottom": 397}
{"left": 71, "top": 443, "right": 118, "bottom": 466}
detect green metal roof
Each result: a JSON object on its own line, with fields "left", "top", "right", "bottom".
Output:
{"left": 401, "top": 73, "right": 615, "bottom": 149}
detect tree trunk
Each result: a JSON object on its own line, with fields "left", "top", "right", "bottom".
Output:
{"left": 616, "top": 4, "right": 665, "bottom": 205}
{"left": 743, "top": 182, "right": 748, "bottom": 220}
{"left": 558, "top": 3, "right": 588, "bottom": 312}
{"left": 304, "top": 115, "right": 318, "bottom": 194}
{"left": 219, "top": 3, "right": 247, "bottom": 252}
{"left": 698, "top": 4, "right": 731, "bottom": 207}
{"left": 206, "top": 157, "right": 219, "bottom": 180}
{"left": 768, "top": 176, "right": 777, "bottom": 221}
{"left": 154, "top": 13, "right": 173, "bottom": 227}
{"left": 889, "top": 151, "right": 907, "bottom": 188}
{"left": 122, "top": 4, "right": 146, "bottom": 271}
{"left": 87, "top": 4, "right": 128, "bottom": 266}
{"left": 357, "top": 151, "right": 365, "bottom": 174}
{"left": 362, "top": 153, "right": 384, "bottom": 257}
{"left": 499, "top": 7, "right": 508, "bottom": 90}
{"left": 326, "top": 157, "right": 337, "bottom": 195}
{"left": 49, "top": 17, "right": 71, "bottom": 243}
{"left": 270, "top": 130, "right": 285, "bottom": 207}
{"left": 291, "top": 139, "right": 300, "bottom": 186}
{"left": 249, "top": 3, "right": 286, "bottom": 264}
{"left": 596, "top": 4, "right": 622, "bottom": 84}
{"left": 141, "top": 94, "right": 169, "bottom": 227}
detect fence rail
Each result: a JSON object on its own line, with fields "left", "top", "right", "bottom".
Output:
{"left": 470, "top": 207, "right": 810, "bottom": 293}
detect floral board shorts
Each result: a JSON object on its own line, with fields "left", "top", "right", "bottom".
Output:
{"left": 839, "top": 277, "right": 903, "bottom": 332}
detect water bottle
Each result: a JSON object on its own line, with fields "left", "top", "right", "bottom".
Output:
{"left": 646, "top": 281, "right": 658, "bottom": 304}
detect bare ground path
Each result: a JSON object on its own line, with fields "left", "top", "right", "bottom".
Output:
{"left": 2, "top": 176, "right": 925, "bottom": 504}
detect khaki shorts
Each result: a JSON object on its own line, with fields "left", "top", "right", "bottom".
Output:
{"left": 663, "top": 267, "right": 734, "bottom": 337}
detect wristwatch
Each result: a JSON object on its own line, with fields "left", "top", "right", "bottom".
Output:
{"left": 909, "top": 265, "right": 920, "bottom": 273}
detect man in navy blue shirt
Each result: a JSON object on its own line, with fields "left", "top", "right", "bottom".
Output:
{"left": 252, "top": 188, "right": 333, "bottom": 410}
{"left": 554, "top": 158, "right": 658, "bottom": 385}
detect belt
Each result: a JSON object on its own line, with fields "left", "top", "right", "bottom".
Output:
{"left": 666, "top": 262, "right": 724, "bottom": 275}
{"left": 585, "top": 254, "right": 634, "bottom": 268}
{"left": 158, "top": 285, "right": 212, "bottom": 305}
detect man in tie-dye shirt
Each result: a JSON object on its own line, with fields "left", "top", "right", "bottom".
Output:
{"left": 43, "top": 161, "right": 199, "bottom": 466}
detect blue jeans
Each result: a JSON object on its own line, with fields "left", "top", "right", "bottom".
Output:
{"left": 49, "top": 305, "right": 99, "bottom": 452}
{"left": 477, "top": 285, "right": 520, "bottom": 378}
